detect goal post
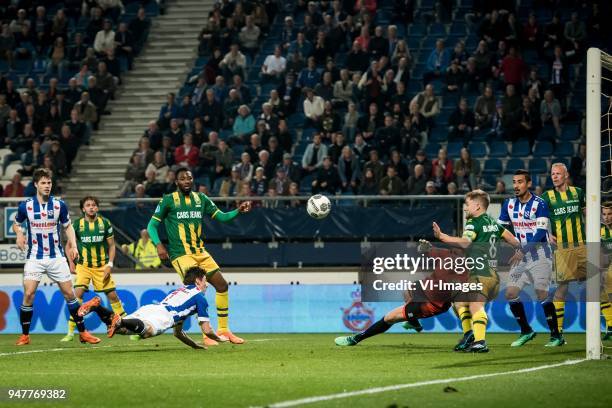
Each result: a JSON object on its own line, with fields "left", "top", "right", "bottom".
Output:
{"left": 585, "top": 47, "right": 604, "bottom": 360}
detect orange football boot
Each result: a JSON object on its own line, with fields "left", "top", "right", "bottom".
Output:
{"left": 79, "top": 331, "right": 101, "bottom": 344}
{"left": 217, "top": 330, "right": 245, "bottom": 344}
{"left": 78, "top": 296, "right": 101, "bottom": 317}
{"left": 107, "top": 314, "right": 122, "bottom": 338}
{"left": 15, "top": 334, "right": 30, "bottom": 346}
{"left": 203, "top": 336, "right": 219, "bottom": 346}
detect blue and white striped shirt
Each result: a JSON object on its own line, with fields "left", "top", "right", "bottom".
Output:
{"left": 161, "top": 285, "right": 210, "bottom": 324}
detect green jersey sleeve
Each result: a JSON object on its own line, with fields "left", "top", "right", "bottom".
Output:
{"left": 104, "top": 218, "right": 114, "bottom": 240}
{"left": 462, "top": 219, "right": 477, "bottom": 241}
{"left": 200, "top": 193, "right": 220, "bottom": 218}
{"left": 152, "top": 195, "right": 171, "bottom": 222}
{"left": 579, "top": 187, "right": 586, "bottom": 209}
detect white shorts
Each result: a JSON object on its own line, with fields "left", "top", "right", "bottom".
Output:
{"left": 126, "top": 304, "right": 174, "bottom": 336}
{"left": 507, "top": 256, "right": 553, "bottom": 292}
{"left": 23, "top": 258, "right": 71, "bottom": 283}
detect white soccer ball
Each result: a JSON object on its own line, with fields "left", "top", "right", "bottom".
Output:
{"left": 307, "top": 194, "right": 332, "bottom": 219}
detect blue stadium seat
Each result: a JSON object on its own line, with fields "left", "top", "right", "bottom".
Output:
{"left": 468, "top": 142, "right": 487, "bottom": 158}
{"left": 559, "top": 124, "right": 580, "bottom": 141}
{"left": 554, "top": 143, "right": 575, "bottom": 157}
{"left": 482, "top": 158, "right": 503, "bottom": 175}
{"left": 429, "top": 127, "right": 447, "bottom": 143}
{"left": 429, "top": 23, "right": 446, "bottom": 36}
{"left": 424, "top": 143, "right": 440, "bottom": 158}
{"left": 511, "top": 140, "right": 531, "bottom": 157}
{"left": 408, "top": 23, "right": 427, "bottom": 37}
{"left": 532, "top": 141, "right": 554, "bottom": 157}
{"left": 506, "top": 158, "right": 526, "bottom": 173}
{"left": 551, "top": 157, "right": 569, "bottom": 168}
{"left": 446, "top": 142, "right": 462, "bottom": 158}
{"left": 449, "top": 21, "right": 467, "bottom": 36}
{"left": 488, "top": 141, "right": 508, "bottom": 158}
{"left": 528, "top": 158, "right": 548, "bottom": 174}
{"left": 301, "top": 127, "right": 317, "bottom": 141}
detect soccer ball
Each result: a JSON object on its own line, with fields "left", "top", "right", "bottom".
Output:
{"left": 307, "top": 194, "right": 331, "bottom": 219}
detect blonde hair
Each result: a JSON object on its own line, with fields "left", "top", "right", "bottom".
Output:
{"left": 465, "top": 189, "right": 490, "bottom": 209}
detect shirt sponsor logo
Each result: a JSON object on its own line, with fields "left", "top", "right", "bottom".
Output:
{"left": 176, "top": 211, "right": 203, "bottom": 219}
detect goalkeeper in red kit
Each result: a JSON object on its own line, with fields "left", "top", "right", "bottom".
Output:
{"left": 335, "top": 240, "right": 468, "bottom": 346}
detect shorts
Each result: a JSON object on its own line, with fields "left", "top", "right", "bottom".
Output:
{"left": 74, "top": 264, "right": 116, "bottom": 293}
{"left": 171, "top": 252, "right": 220, "bottom": 280}
{"left": 126, "top": 304, "right": 174, "bottom": 336}
{"left": 554, "top": 245, "right": 587, "bottom": 282}
{"left": 403, "top": 299, "right": 452, "bottom": 319}
{"left": 468, "top": 275, "right": 500, "bottom": 301}
{"left": 24, "top": 258, "right": 71, "bottom": 283}
{"left": 507, "top": 257, "right": 553, "bottom": 292}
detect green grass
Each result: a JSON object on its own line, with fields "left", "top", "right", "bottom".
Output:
{"left": 0, "top": 333, "right": 610, "bottom": 407}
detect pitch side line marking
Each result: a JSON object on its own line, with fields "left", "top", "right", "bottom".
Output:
{"left": 258, "top": 359, "right": 587, "bottom": 408}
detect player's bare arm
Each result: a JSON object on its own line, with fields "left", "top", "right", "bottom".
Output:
{"left": 105, "top": 236, "right": 116, "bottom": 282}
{"left": 63, "top": 223, "right": 79, "bottom": 262}
{"left": 173, "top": 322, "right": 206, "bottom": 349}
{"left": 12, "top": 221, "right": 26, "bottom": 251}
{"left": 432, "top": 222, "right": 472, "bottom": 249}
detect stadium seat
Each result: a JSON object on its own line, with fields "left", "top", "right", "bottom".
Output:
{"left": 482, "top": 158, "right": 503, "bottom": 175}
{"left": 505, "top": 158, "right": 526, "bottom": 173}
{"left": 429, "top": 127, "right": 447, "bottom": 143}
{"left": 488, "top": 142, "right": 508, "bottom": 158}
{"left": 511, "top": 140, "right": 531, "bottom": 157}
{"left": 528, "top": 158, "right": 548, "bottom": 174}
{"left": 424, "top": 143, "right": 441, "bottom": 158}
{"left": 554, "top": 143, "right": 575, "bottom": 157}
{"left": 468, "top": 142, "right": 487, "bottom": 158}
{"left": 551, "top": 157, "right": 569, "bottom": 168}
{"left": 429, "top": 23, "right": 447, "bottom": 36}
{"left": 532, "top": 141, "right": 554, "bottom": 157}
{"left": 559, "top": 124, "right": 580, "bottom": 141}
{"left": 446, "top": 142, "right": 462, "bottom": 158}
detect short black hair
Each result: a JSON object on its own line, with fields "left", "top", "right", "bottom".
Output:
{"left": 514, "top": 169, "right": 531, "bottom": 183}
{"left": 183, "top": 266, "right": 206, "bottom": 285}
{"left": 33, "top": 168, "right": 52, "bottom": 183}
{"left": 175, "top": 167, "right": 191, "bottom": 179}
{"left": 80, "top": 195, "right": 100, "bottom": 210}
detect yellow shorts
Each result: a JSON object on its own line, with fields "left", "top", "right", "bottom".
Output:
{"left": 554, "top": 245, "right": 587, "bottom": 283}
{"left": 606, "top": 264, "right": 612, "bottom": 295}
{"left": 171, "top": 252, "right": 220, "bottom": 281}
{"left": 74, "top": 264, "right": 116, "bottom": 293}
{"left": 469, "top": 275, "right": 500, "bottom": 301}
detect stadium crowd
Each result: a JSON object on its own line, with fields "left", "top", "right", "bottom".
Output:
{"left": 0, "top": 0, "right": 158, "bottom": 196}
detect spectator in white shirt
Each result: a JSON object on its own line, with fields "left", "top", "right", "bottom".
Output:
{"left": 261, "top": 46, "right": 287, "bottom": 81}
{"left": 303, "top": 88, "right": 325, "bottom": 128}
{"left": 94, "top": 19, "right": 115, "bottom": 55}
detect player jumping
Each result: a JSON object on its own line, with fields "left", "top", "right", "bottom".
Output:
{"left": 147, "top": 167, "right": 251, "bottom": 345}
{"left": 13, "top": 169, "right": 100, "bottom": 345}
{"left": 498, "top": 170, "right": 561, "bottom": 347}
{"left": 60, "top": 196, "right": 130, "bottom": 342}
{"left": 104, "top": 266, "right": 226, "bottom": 349}
{"left": 433, "top": 190, "right": 523, "bottom": 353}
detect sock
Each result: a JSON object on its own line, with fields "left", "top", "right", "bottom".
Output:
{"left": 509, "top": 300, "right": 533, "bottom": 334}
{"left": 472, "top": 309, "right": 488, "bottom": 342}
{"left": 216, "top": 291, "right": 229, "bottom": 332}
{"left": 92, "top": 304, "right": 114, "bottom": 326}
{"left": 110, "top": 300, "right": 127, "bottom": 318}
{"left": 66, "top": 297, "right": 82, "bottom": 335}
{"left": 542, "top": 301, "right": 559, "bottom": 337}
{"left": 353, "top": 318, "right": 392, "bottom": 343}
{"left": 66, "top": 299, "right": 86, "bottom": 333}
{"left": 601, "top": 302, "right": 612, "bottom": 330}
{"left": 20, "top": 305, "right": 33, "bottom": 335}
{"left": 456, "top": 305, "right": 472, "bottom": 334}
{"left": 553, "top": 301, "right": 565, "bottom": 333}
{"left": 121, "top": 318, "right": 146, "bottom": 335}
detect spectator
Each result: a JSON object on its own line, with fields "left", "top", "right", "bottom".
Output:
{"left": 312, "top": 30, "right": 332, "bottom": 65}
{"left": 245, "top": 133, "right": 263, "bottom": 164}
{"left": 425, "top": 180, "right": 437, "bottom": 195}
{"left": 232, "top": 105, "right": 255, "bottom": 143}
{"left": 447, "top": 182, "right": 458, "bottom": 195}
{"left": 431, "top": 165, "right": 448, "bottom": 194}
{"left": 278, "top": 73, "right": 301, "bottom": 114}
{"left": 423, "top": 39, "right": 450, "bottom": 85}
{"left": 3, "top": 173, "right": 25, "bottom": 197}
{"left": 494, "top": 180, "right": 507, "bottom": 195}
{"left": 268, "top": 89, "right": 287, "bottom": 119}
{"left": 401, "top": 101, "right": 427, "bottom": 157}
{"left": 406, "top": 164, "right": 427, "bottom": 195}
{"left": 522, "top": 12, "right": 540, "bottom": 50}
{"left": 121, "top": 230, "right": 161, "bottom": 270}
{"left": 270, "top": 167, "right": 291, "bottom": 196}
{"left": 261, "top": 45, "right": 286, "bottom": 80}
{"left": 159, "top": 136, "right": 175, "bottom": 167}
{"left": 298, "top": 57, "right": 321, "bottom": 89}
{"left": 59, "top": 124, "right": 79, "bottom": 173}
{"left": 303, "top": 88, "right": 325, "bottom": 128}
{"left": 93, "top": 19, "right": 115, "bottom": 55}
{"left": 321, "top": 102, "right": 341, "bottom": 140}
{"left": 363, "top": 149, "right": 385, "bottom": 185}
{"left": 501, "top": 83, "right": 522, "bottom": 129}
{"left": 343, "top": 102, "right": 360, "bottom": 142}
{"left": 46, "top": 37, "right": 68, "bottom": 80}
{"left": 235, "top": 152, "right": 254, "bottom": 183}
{"left": 570, "top": 143, "right": 586, "bottom": 189}
{"left": 239, "top": 16, "right": 261, "bottom": 57}
{"left": 164, "top": 119, "right": 184, "bottom": 147}
{"left": 219, "top": 166, "right": 241, "bottom": 197}
{"left": 445, "top": 59, "right": 464, "bottom": 93}
{"left": 346, "top": 40, "right": 369, "bottom": 73}
{"left": 266, "top": 137, "right": 283, "bottom": 169}
{"left": 388, "top": 150, "right": 409, "bottom": 182}
{"left": 174, "top": 134, "right": 199, "bottom": 170}
{"left": 518, "top": 96, "right": 540, "bottom": 146}
{"left": 312, "top": 156, "right": 340, "bottom": 194}
{"left": 114, "top": 22, "right": 134, "bottom": 69}
{"left": 223, "top": 89, "right": 242, "bottom": 128}
{"left": 375, "top": 114, "right": 401, "bottom": 159}
{"left": 499, "top": 46, "right": 527, "bottom": 88}
{"left": 431, "top": 148, "right": 453, "bottom": 183}
{"left": 3, "top": 123, "right": 36, "bottom": 173}
{"left": 176, "top": 95, "right": 197, "bottom": 132}
{"left": 333, "top": 69, "right": 355, "bottom": 108}
{"left": 158, "top": 92, "right": 178, "bottom": 130}
{"left": 302, "top": 133, "right": 328, "bottom": 175}
{"left": 357, "top": 102, "right": 383, "bottom": 143}
{"left": 133, "top": 136, "right": 154, "bottom": 167}
{"left": 277, "top": 153, "right": 301, "bottom": 184}
{"left": 548, "top": 45, "right": 570, "bottom": 104}
{"left": 338, "top": 145, "right": 361, "bottom": 193}
{"left": 20, "top": 140, "right": 44, "bottom": 176}
{"left": 289, "top": 31, "right": 313, "bottom": 60}
{"left": 454, "top": 148, "right": 480, "bottom": 192}
{"left": 563, "top": 12, "right": 586, "bottom": 63}
{"left": 0, "top": 22, "right": 16, "bottom": 68}
{"left": 250, "top": 166, "right": 268, "bottom": 197}
{"left": 220, "top": 43, "right": 247, "bottom": 80}
{"left": 257, "top": 150, "right": 275, "bottom": 181}
{"left": 448, "top": 97, "right": 475, "bottom": 144}
{"left": 286, "top": 182, "right": 302, "bottom": 208}
{"left": 47, "top": 140, "right": 67, "bottom": 177}
{"left": 474, "top": 85, "right": 495, "bottom": 130}
{"left": 359, "top": 168, "right": 379, "bottom": 195}
{"left": 212, "top": 140, "right": 233, "bottom": 193}
{"left": 95, "top": 61, "right": 117, "bottom": 98}
{"left": 146, "top": 151, "right": 169, "bottom": 183}
{"left": 411, "top": 84, "right": 440, "bottom": 128}
{"left": 200, "top": 89, "right": 223, "bottom": 130}
{"left": 315, "top": 71, "right": 334, "bottom": 102}
{"left": 379, "top": 165, "right": 404, "bottom": 196}
{"left": 540, "top": 89, "right": 562, "bottom": 137}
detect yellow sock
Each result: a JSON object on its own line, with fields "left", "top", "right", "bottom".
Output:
{"left": 472, "top": 309, "right": 488, "bottom": 342}
{"left": 67, "top": 298, "right": 82, "bottom": 335}
{"left": 601, "top": 302, "right": 612, "bottom": 329}
{"left": 553, "top": 301, "right": 565, "bottom": 333}
{"left": 216, "top": 291, "right": 229, "bottom": 332}
{"left": 457, "top": 306, "right": 472, "bottom": 334}
{"left": 110, "top": 300, "right": 127, "bottom": 317}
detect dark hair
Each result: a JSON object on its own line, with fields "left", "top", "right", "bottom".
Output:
{"left": 33, "top": 168, "right": 52, "bottom": 183}
{"left": 514, "top": 169, "right": 531, "bottom": 183}
{"left": 80, "top": 195, "right": 99, "bottom": 210}
{"left": 603, "top": 201, "right": 612, "bottom": 209}
{"left": 183, "top": 266, "right": 206, "bottom": 285}
{"left": 175, "top": 167, "right": 191, "bottom": 179}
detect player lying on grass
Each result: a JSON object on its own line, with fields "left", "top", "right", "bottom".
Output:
{"left": 87, "top": 266, "right": 226, "bottom": 348}
{"left": 336, "top": 240, "right": 472, "bottom": 348}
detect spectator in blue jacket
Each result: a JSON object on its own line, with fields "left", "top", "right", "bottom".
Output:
{"left": 298, "top": 57, "right": 321, "bottom": 89}
{"left": 158, "top": 92, "right": 178, "bottom": 130}
{"left": 423, "top": 39, "right": 451, "bottom": 86}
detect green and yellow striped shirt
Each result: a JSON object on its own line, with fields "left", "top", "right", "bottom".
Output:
{"left": 151, "top": 191, "right": 219, "bottom": 261}
{"left": 542, "top": 186, "right": 585, "bottom": 246}
{"left": 601, "top": 223, "right": 612, "bottom": 253}
{"left": 74, "top": 216, "right": 114, "bottom": 268}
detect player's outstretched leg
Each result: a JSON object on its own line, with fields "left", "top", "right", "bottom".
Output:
{"left": 108, "top": 314, "right": 148, "bottom": 338}
{"left": 401, "top": 317, "right": 423, "bottom": 332}
{"left": 209, "top": 271, "right": 244, "bottom": 344}
{"left": 453, "top": 304, "right": 474, "bottom": 351}
{"left": 335, "top": 305, "right": 404, "bottom": 346}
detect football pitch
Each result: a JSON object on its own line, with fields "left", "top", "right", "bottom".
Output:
{"left": 0, "top": 334, "right": 610, "bottom": 408}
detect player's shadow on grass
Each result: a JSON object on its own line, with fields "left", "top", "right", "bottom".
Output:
{"left": 433, "top": 350, "right": 583, "bottom": 369}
